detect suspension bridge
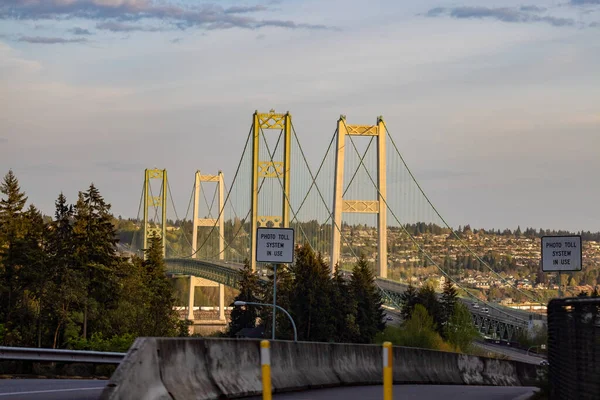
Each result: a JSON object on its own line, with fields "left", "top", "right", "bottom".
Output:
{"left": 126, "top": 110, "right": 544, "bottom": 340}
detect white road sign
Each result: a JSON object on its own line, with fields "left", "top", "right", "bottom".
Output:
{"left": 256, "top": 228, "right": 295, "bottom": 264}
{"left": 541, "top": 235, "right": 582, "bottom": 272}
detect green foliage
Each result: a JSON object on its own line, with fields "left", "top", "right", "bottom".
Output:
{"left": 0, "top": 171, "right": 181, "bottom": 349}
{"left": 440, "top": 279, "right": 458, "bottom": 337}
{"left": 376, "top": 305, "right": 453, "bottom": 351}
{"left": 444, "top": 303, "right": 480, "bottom": 352}
{"left": 67, "top": 332, "right": 136, "bottom": 353}
{"left": 229, "top": 248, "right": 386, "bottom": 344}
{"left": 227, "top": 259, "right": 261, "bottom": 337}
{"left": 350, "top": 255, "right": 386, "bottom": 343}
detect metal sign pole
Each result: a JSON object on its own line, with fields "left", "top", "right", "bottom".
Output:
{"left": 272, "top": 264, "right": 277, "bottom": 340}
{"left": 558, "top": 271, "right": 562, "bottom": 298}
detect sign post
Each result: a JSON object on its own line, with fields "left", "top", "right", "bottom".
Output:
{"left": 541, "top": 235, "right": 582, "bottom": 297}
{"left": 256, "top": 228, "right": 295, "bottom": 340}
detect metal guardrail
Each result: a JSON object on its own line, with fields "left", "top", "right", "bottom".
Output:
{"left": 0, "top": 346, "right": 125, "bottom": 364}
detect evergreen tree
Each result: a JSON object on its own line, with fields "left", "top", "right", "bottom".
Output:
{"left": 228, "top": 259, "right": 261, "bottom": 337}
{"left": 416, "top": 284, "right": 443, "bottom": 335}
{"left": 440, "top": 279, "right": 458, "bottom": 333}
{"left": 46, "top": 193, "right": 86, "bottom": 348}
{"left": 73, "top": 184, "right": 120, "bottom": 339}
{"left": 350, "top": 255, "right": 385, "bottom": 343}
{"left": 0, "top": 170, "right": 29, "bottom": 344}
{"left": 288, "top": 245, "right": 334, "bottom": 342}
{"left": 260, "top": 262, "right": 294, "bottom": 340}
{"left": 141, "top": 235, "right": 178, "bottom": 336}
{"left": 332, "top": 264, "right": 360, "bottom": 342}
{"left": 399, "top": 283, "right": 418, "bottom": 321}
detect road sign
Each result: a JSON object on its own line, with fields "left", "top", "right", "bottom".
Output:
{"left": 541, "top": 235, "right": 582, "bottom": 272}
{"left": 256, "top": 228, "right": 295, "bottom": 263}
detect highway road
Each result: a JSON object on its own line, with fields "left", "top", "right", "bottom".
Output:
{"left": 0, "top": 380, "right": 538, "bottom": 400}
{"left": 0, "top": 379, "right": 105, "bottom": 400}
{"left": 248, "top": 385, "right": 538, "bottom": 399}
{"left": 474, "top": 341, "right": 546, "bottom": 365}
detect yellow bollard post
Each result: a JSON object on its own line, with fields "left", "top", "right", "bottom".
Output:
{"left": 261, "top": 340, "right": 272, "bottom": 400}
{"left": 383, "top": 341, "right": 393, "bottom": 400}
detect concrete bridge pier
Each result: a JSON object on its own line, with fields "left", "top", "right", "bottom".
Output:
{"left": 187, "top": 276, "right": 226, "bottom": 335}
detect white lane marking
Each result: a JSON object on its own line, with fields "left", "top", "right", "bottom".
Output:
{"left": 0, "top": 386, "right": 104, "bottom": 396}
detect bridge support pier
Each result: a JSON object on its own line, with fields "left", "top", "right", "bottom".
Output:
{"left": 187, "top": 276, "right": 226, "bottom": 323}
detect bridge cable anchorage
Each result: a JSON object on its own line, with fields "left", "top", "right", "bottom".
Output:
{"left": 289, "top": 122, "right": 403, "bottom": 310}
{"left": 382, "top": 122, "right": 545, "bottom": 308}
{"left": 180, "top": 123, "right": 254, "bottom": 259}
{"left": 343, "top": 120, "right": 527, "bottom": 322}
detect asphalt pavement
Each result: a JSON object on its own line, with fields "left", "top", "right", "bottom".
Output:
{"left": 249, "top": 385, "right": 538, "bottom": 400}
{"left": 0, "top": 379, "right": 106, "bottom": 400}
{"left": 473, "top": 341, "right": 546, "bottom": 365}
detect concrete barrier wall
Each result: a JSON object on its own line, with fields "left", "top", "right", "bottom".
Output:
{"left": 100, "top": 338, "right": 541, "bottom": 400}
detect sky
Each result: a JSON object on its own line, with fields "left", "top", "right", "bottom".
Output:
{"left": 0, "top": 0, "right": 599, "bottom": 232}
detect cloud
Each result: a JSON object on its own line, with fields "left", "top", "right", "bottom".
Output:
{"left": 96, "top": 21, "right": 162, "bottom": 32}
{"left": 426, "top": 6, "right": 576, "bottom": 27}
{"left": 224, "top": 5, "right": 268, "bottom": 14}
{"left": 70, "top": 27, "right": 92, "bottom": 35}
{"left": 0, "top": 137, "right": 7, "bottom": 143}
{"left": 170, "top": 37, "right": 181, "bottom": 43}
{"left": 18, "top": 36, "right": 88, "bottom": 44}
{"left": 571, "top": 0, "right": 600, "bottom": 4}
{"left": 0, "top": 0, "right": 332, "bottom": 31}
{"left": 520, "top": 5, "right": 547, "bottom": 12}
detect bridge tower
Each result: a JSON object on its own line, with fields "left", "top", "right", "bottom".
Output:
{"left": 143, "top": 168, "right": 167, "bottom": 258}
{"left": 189, "top": 170, "right": 226, "bottom": 322}
{"left": 331, "top": 116, "right": 388, "bottom": 278}
{"left": 191, "top": 170, "right": 225, "bottom": 260}
{"left": 250, "top": 110, "right": 292, "bottom": 272}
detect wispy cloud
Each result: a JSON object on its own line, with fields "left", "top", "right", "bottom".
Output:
{"left": 0, "top": 0, "right": 332, "bottom": 31}
{"left": 571, "top": 0, "right": 600, "bottom": 4}
{"left": 18, "top": 36, "right": 88, "bottom": 44}
{"left": 520, "top": 5, "right": 547, "bottom": 12}
{"left": 170, "top": 37, "right": 181, "bottom": 43}
{"left": 96, "top": 21, "right": 162, "bottom": 32}
{"left": 70, "top": 27, "right": 92, "bottom": 35}
{"left": 426, "top": 6, "right": 577, "bottom": 27}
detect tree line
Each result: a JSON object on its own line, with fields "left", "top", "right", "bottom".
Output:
{"left": 228, "top": 248, "right": 385, "bottom": 344}
{"left": 0, "top": 171, "right": 181, "bottom": 350}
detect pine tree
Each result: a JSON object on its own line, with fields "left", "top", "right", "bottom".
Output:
{"left": 416, "top": 284, "right": 443, "bottom": 335}
{"left": 228, "top": 259, "right": 261, "bottom": 337}
{"left": 332, "top": 264, "right": 359, "bottom": 342}
{"left": 440, "top": 279, "right": 458, "bottom": 335}
{"left": 73, "top": 184, "right": 120, "bottom": 339}
{"left": 0, "top": 170, "right": 29, "bottom": 343}
{"left": 45, "top": 193, "right": 86, "bottom": 348}
{"left": 142, "top": 235, "right": 178, "bottom": 336}
{"left": 399, "top": 283, "right": 418, "bottom": 321}
{"left": 288, "top": 245, "right": 334, "bottom": 342}
{"left": 350, "top": 255, "right": 385, "bottom": 343}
